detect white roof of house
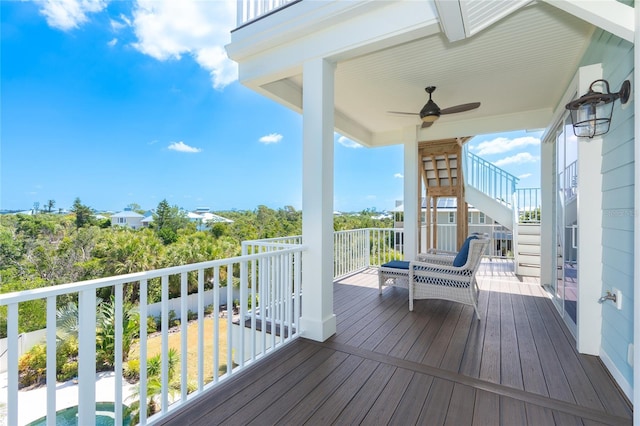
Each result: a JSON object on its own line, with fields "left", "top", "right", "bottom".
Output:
{"left": 111, "top": 210, "right": 144, "bottom": 218}
{"left": 201, "top": 212, "right": 233, "bottom": 223}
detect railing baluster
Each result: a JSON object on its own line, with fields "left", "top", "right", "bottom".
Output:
{"left": 78, "top": 289, "right": 96, "bottom": 426}
{"left": 160, "top": 275, "right": 169, "bottom": 413}
{"left": 46, "top": 296, "right": 56, "bottom": 426}
{"left": 114, "top": 284, "right": 123, "bottom": 424}
{"left": 213, "top": 266, "right": 220, "bottom": 383}
{"left": 7, "top": 303, "right": 18, "bottom": 426}
{"left": 180, "top": 272, "right": 188, "bottom": 401}
{"left": 197, "top": 269, "right": 204, "bottom": 391}
{"left": 226, "top": 263, "right": 233, "bottom": 375}
{"left": 139, "top": 279, "right": 148, "bottom": 425}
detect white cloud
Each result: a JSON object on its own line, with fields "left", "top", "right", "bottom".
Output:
{"left": 131, "top": 0, "right": 237, "bottom": 90}
{"left": 40, "top": 0, "right": 108, "bottom": 31}
{"left": 168, "top": 141, "right": 202, "bottom": 153}
{"left": 473, "top": 136, "right": 540, "bottom": 156}
{"left": 259, "top": 133, "right": 283, "bottom": 144}
{"left": 494, "top": 153, "right": 539, "bottom": 167}
{"left": 394, "top": 173, "right": 404, "bottom": 179}
{"left": 110, "top": 16, "right": 129, "bottom": 31}
{"left": 518, "top": 173, "right": 532, "bottom": 179}
{"left": 337, "top": 136, "right": 362, "bottom": 149}
{"left": 107, "top": 38, "right": 118, "bottom": 47}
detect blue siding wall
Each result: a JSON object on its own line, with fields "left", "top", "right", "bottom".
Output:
{"left": 580, "top": 29, "right": 634, "bottom": 391}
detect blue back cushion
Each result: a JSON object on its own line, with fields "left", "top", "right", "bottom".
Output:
{"left": 381, "top": 260, "right": 410, "bottom": 269}
{"left": 453, "top": 236, "right": 478, "bottom": 267}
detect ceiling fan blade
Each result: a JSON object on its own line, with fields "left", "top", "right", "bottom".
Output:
{"left": 387, "top": 111, "right": 419, "bottom": 116}
{"left": 440, "top": 102, "right": 481, "bottom": 115}
{"left": 421, "top": 121, "right": 434, "bottom": 129}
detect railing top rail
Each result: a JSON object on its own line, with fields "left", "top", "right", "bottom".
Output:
{"left": 465, "top": 148, "right": 520, "bottom": 184}
{"left": 0, "top": 244, "right": 307, "bottom": 305}
{"left": 243, "top": 235, "right": 302, "bottom": 244}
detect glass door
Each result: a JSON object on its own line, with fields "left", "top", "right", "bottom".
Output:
{"left": 555, "top": 115, "right": 578, "bottom": 336}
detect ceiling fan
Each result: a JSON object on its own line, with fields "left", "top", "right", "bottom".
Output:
{"left": 388, "top": 86, "right": 481, "bottom": 128}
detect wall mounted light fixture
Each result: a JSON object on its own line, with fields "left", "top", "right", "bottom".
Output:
{"left": 565, "top": 79, "right": 631, "bottom": 138}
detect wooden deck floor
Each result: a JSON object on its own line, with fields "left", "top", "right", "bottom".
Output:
{"left": 159, "top": 263, "right": 632, "bottom": 425}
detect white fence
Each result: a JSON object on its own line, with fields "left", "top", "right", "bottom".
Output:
{"left": 0, "top": 329, "right": 46, "bottom": 374}
{"left": 0, "top": 244, "right": 304, "bottom": 426}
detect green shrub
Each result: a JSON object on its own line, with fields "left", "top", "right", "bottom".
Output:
{"left": 124, "top": 359, "right": 140, "bottom": 383}
{"left": 187, "top": 310, "right": 197, "bottom": 321}
{"left": 147, "top": 315, "right": 158, "bottom": 333}
{"left": 58, "top": 361, "right": 77, "bottom": 382}
{"left": 204, "top": 304, "right": 214, "bottom": 315}
{"left": 18, "top": 344, "right": 47, "bottom": 388}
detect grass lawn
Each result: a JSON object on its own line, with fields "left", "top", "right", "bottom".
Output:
{"left": 129, "top": 317, "right": 231, "bottom": 385}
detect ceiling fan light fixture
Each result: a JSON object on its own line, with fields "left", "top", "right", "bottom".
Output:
{"left": 421, "top": 113, "right": 440, "bottom": 123}
{"left": 419, "top": 98, "right": 440, "bottom": 122}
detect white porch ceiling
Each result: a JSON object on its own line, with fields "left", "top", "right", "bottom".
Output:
{"left": 228, "top": 1, "right": 595, "bottom": 146}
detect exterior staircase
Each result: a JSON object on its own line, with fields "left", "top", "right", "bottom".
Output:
{"left": 418, "top": 141, "right": 541, "bottom": 277}
{"left": 462, "top": 145, "right": 541, "bottom": 277}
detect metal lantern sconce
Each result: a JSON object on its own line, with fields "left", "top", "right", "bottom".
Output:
{"left": 565, "top": 79, "right": 631, "bottom": 138}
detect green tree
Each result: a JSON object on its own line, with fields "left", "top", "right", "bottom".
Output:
{"left": 46, "top": 199, "right": 56, "bottom": 213}
{"left": 153, "top": 199, "right": 188, "bottom": 245}
{"left": 71, "top": 198, "right": 93, "bottom": 228}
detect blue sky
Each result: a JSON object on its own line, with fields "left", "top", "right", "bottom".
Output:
{"left": 1, "top": 1, "right": 540, "bottom": 213}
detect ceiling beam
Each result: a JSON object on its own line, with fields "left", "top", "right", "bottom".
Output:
{"left": 434, "top": 0, "right": 466, "bottom": 42}
{"left": 543, "top": 0, "right": 634, "bottom": 43}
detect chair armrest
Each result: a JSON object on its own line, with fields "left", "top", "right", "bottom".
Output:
{"left": 416, "top": 253, "right": 456, "bottom": 266}
{"left": 424, "top": 248, "right": 458, "bottom": 256}
{"left": 410, "top": 260, "right": 468, "bottom": 273}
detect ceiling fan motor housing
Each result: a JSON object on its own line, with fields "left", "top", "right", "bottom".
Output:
{"left": 420, "top": 99, "right": 441, "bottom": 122}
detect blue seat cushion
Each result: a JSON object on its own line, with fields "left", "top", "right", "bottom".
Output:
{"left": 381, "top": 260, "right": 410, "bottom": 270}
{"left": 453, "top": 236, "right": 478, "bottom": 267}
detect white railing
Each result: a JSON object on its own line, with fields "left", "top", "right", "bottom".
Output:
{"left": 334, "top": 228, "right": 404, "bottom": 279}
{"left": 515, "top": 187, "right": 541, "bottom": 223}
{"left": 245, "top": 228, "right": 405, "bottom": 281}
{"left": 236, "top": 0, "right": 297, "bottom": 27}
{"left": 0, "top": 245, "right": 304, "bottom": 426}
{"left": 430, "top": 223, "right": 513, "bottom": 259}
{"left": 464, "top": 146, "right": 519, "bottom": 206}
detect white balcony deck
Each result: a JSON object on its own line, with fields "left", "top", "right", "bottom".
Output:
{"left": 156, "top": 263, "right": 632, "bottom": 425}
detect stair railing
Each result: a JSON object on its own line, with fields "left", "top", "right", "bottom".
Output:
{"left": 463, "top": 145, "right": 519, "bottom": 207}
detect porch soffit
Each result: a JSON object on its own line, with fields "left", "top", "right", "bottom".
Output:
{"left": 228, "top": 1, "right": 594, "bottom": 148}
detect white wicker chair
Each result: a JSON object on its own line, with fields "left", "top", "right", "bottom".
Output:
{"left": 409, "top": 238, "right": 489, "bottom": 319}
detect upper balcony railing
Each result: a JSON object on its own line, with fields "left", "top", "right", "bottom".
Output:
{"left": 463, "top": 145, "right": 519, "bottom": 207}
{"left": 0, "top": 244, "right": 304, "bottom": 426}
{"left": 236, "top": 0, "right": 298, "bottom": 27}
{"left": 1, "top": 227, "right": 402, "bottom": 425}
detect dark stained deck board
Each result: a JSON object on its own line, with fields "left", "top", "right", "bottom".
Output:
{"left": 303, "top": 358, "right": 380, "bottom": 425}
{"left": 511, "top": 281, "right": 550, "bottom": 396}
{"left": 387, "top": 372, "right": 434, "bottom": 425}
{"left": 479, "top": 278, "right": 502, "bottom": 384}
{"left": 417, "top": 377, "right": 455, "bottom": 425}
{"left": 472, "top": 389, "right": 500, "bottom": 425}
{"left": 533, "top": 292, "right": 606, "bottom": 411}
{"left": 157, "top": 267, "right": 632, "bottom": 426}
{"left": 360, "top": 367, "right": 415, "bottom": 424}
{"left": 498, "top": 280, "right": 525, "bottom": 390}
{"left": 444, "top": 383, "right": 476, "bottom": 425}
{"left": 517, "top": 278, "right": 577, "bottom": 404}
{"left": 331, "top": 362, "right": 397, "bottom": 424}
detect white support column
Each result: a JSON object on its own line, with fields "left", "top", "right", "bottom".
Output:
{"left": 540, "top": 138, "right": 555, "bottom": 288}
{"left": 404, "top": 138, "right": 419, "bottom": 261}
{"left": 633, "top": 2, "right": 639, "bottom": 422}
{"left": 300, "top": 57, "right": 336, "bottom": 342}
{"left": 576, "top": 64, "right": 604, "bottom": 355}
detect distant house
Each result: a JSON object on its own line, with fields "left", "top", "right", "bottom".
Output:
{"left": 110, "top": 209, "right": 144, "bottom": 229}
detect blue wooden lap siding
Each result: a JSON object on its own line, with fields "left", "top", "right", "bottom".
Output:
{"left": 580, "top": 26, "right": 635, "bottom": 394}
